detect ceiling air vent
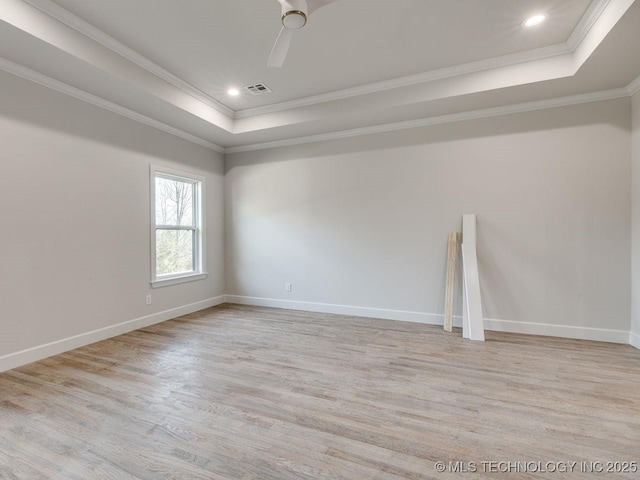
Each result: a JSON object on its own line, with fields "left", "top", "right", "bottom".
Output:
{"left": 244, "top": 83, "right": 272, "bottom": 95}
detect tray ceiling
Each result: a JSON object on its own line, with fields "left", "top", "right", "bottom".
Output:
{"left": 1, "top": 0, "right": 639, "bottom": 151}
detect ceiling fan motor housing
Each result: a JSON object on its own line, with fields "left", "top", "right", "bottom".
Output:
{"left": 281, "top": 0, "right": 308, "bottom": 29}
{"left": 282, "top": 10, "right": 307, "bottom": 29}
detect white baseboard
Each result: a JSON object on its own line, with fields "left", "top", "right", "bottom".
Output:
{"left": 3, "top": 294, "right": 634, "bottom": 374}
{"left": 225, "top": 295, "right": 631, "bottom": 345}
{"left": 224, "top": 295, "right": 464, "bottom": 327}
{"left": 484, "top": 318, "right": 630, "bottom": 344}
{"left": 0, "top": 295, "right": 226, "bottom": 373}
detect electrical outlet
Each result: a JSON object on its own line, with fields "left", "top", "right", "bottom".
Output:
{"left": 285, "top": 283, "right": 292, "bottom": 292}
{"left": 145, "top": 295, "right": 152, "bottom": 306}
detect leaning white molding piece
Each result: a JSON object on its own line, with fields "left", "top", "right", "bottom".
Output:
{"left": 462, "top": 276, "right": 469, "bottom": 339}
{"left": 461, "top": 214, "right": 485, "bottom": 342}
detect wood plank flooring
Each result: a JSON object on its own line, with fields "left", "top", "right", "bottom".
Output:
{"left": 1, "top": 304, "right": 639, "bottom": 479}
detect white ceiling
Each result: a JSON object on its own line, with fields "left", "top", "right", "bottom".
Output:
{"left": 1, "top": 0, "right": 639, "bottom": 152}
{"left": 47, "top": 0, "right": 593, "bottom": 107}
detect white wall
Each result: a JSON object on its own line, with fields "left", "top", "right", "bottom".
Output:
{"left": 632, "top": 91, "right": 640, "bottom": 348}
{"left": 226, "top": 99, "right": 631, "bottom": 341}
{"left": 0, "top": 71, "right": 225, "bottom": 369}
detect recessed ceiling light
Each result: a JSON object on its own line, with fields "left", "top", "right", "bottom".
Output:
{"left": 227, "top": 88, "right": 240, "bottom": 96}
{"left": 523, "top": 14, "right": 546, "bottom": 28}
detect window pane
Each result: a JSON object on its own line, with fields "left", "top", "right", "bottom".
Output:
{"left": 155, "top": 176, "right": 194, "bottom": 226}
{"left": 156, "top": 229, "right": 194, "bottom": 276}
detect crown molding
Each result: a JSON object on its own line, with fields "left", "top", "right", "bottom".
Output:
{"left": 6, "top": 0, "right": 630, "bottom": 156}
{"left": 234, "top": 0, "right": 612, "bottom": 120}
{"left": 0, "top": 56, "right": 225, "bottom": 153}
{"left": 234, "top": 43, "right": 572, "bottom": 119}
{"left": 226, "top": 88, "right": 629, "bottom": 154}
{"left": 21, "top": 0, "right": 612, "bottom": 124}
{"left": 4, "top": 46, "right": 630, "bottom": 158}
{"left": 628, "top": 73, "right": 640, "bottom": 96}
{"left": 566, "top": 0, "right": 612, "bottom": 50}
{"left": 1, "top": 52, "right": 632, "bottom": 157}
{"left": 22, "top": 0, "right": 235, "bottom": 119}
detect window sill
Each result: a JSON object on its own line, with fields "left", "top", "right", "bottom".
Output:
{"left": 151, "top": 272, "right": 208, "bottom": 289}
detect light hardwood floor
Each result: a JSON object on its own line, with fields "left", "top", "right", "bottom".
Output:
{"left": 1, "top": 304, "right": 639, "bottom": 479}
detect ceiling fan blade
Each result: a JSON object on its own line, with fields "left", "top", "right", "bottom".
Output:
{"left": 268, "top": 26, "right": 294, "bottom": 68}
{"left": 276, "top": 0, "right": 293, "bottom": 9}
{"left": 307, "top": 0, "right": 337, "bottom": 15}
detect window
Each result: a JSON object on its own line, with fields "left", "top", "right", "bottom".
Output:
{"left": 151, "top": 166, "right": 206, "bottom": 287}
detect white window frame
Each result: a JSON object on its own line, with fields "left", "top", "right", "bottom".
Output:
{"left": 150, "top": 165, "right": 207, "bottom": 288}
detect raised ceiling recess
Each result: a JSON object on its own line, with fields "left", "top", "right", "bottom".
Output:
{"left": 0, "top": 0, "right": 639, "bottom": 152}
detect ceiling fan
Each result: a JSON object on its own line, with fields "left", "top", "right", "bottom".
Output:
{"left": 268, "top": 0, "right": 337, "bottom": 68}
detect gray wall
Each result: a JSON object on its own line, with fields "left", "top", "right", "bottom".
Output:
{"left": 0, "top": 70, "right": 225, "bottom": 360}
{"left": 1, "top": 67, "right": 635, "bottom": 362}
{"left": 632, "top": 91, "right": 640, "bottom": 344}
{"left": 226, "top": 99, "right": 631, "bottom": 335}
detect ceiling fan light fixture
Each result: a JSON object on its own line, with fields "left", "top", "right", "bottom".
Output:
{"left": 268, "top": 0, "right": 335, "bottom": 67}
{"left": 282, "top": 10, "right": 307, "bottom": 29}
{"left": 523, "top": 14, "right": 546, "bottom": 28}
